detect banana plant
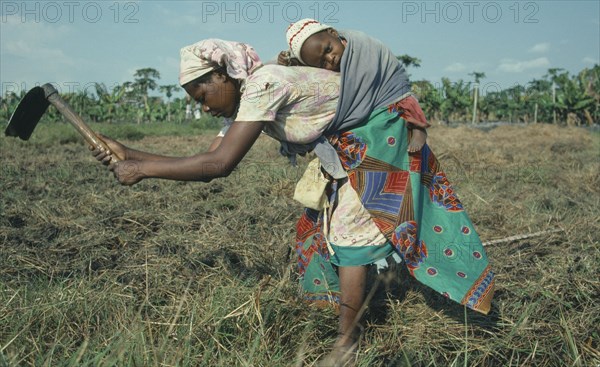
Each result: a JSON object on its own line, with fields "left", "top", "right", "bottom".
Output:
{"left": 575, "top": 65, "right": 599, "bottom": 125}
{"left": 412, "top": 80, "right": 443, "bottom": 122}
{"left": 526, "top": 78, "right": 553, "bottom": 123}
{"left": 555, "top": 72, "right": 595, "bottom": 125}
{"left": 94, "top": 83, "right": 127, "bottom": 123}
{"left": 0, "top": 91, "right": 19, "bottom": 122}
{"left": 440, "top": 78, "right": 471, "bottom": 122}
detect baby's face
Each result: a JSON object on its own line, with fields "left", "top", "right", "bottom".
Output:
{"left": 300, "top": 29, "right": 345, "bottom": 72}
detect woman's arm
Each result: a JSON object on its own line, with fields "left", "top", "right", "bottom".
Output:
{"left": 97, "top": 133, "right": 225, "bottom": 161}
{"left": 97, "top": 121, "right": 265, "bottom": 185}
{"left": 207, "top": 136, "right": 224, "bottom": 152}
{"left": 95, "top": 135, "right": 178, "bottom": 162}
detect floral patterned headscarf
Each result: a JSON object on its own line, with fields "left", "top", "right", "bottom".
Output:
{"left": 179, "top": 39, "right": 262, "bottom": 86}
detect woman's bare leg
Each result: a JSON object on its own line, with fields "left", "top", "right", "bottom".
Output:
{"left": 408, "top": 126, "right": 427, "bottom": 152}
{"left": 320, "top": 265, "right": 367, "bottom": 366}
{"left": 337, "top": 266, "right": 367, "bottom": 346}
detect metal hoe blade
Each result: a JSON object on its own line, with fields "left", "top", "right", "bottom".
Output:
{"left": 4, "top": 86, "right": 51, "bottom": 140}
{"left": 4, "top": 83, "right": 122, "bottom": 163}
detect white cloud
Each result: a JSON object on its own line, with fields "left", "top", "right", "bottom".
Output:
{"left": 497, "top": 57, "right": 550, "bottom": 73}
{"left": 444, "top": 62, "right": 467, "bottom": 72}
{"left": 582, "top": 57, "right": 599, "bottom": 64}
{"left": 0, "top": 16, "right": 82, "bottom": 87}
{"left": 1, "top": 15, "right": 74, "bottom": 64}
{"left": 3, "top": 40, "right": 73, "bottom": 66}
{"left": 529, "top": 42, "right": 550, "bottom": 53}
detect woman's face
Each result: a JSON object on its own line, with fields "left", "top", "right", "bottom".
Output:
{"left": 300, "top": 29, "right": 345, "bottom": 72}
{"left": 184, "top": 72, "right": 240, "bottom": 118}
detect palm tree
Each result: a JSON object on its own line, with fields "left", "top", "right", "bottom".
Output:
{"left": 396, "top": 54, "right": 422, "bottom": 69}
{"left": 133, "top": 68, "right": 161, "bottom": 123}
{"left": 469, "top": 72, "right": 486, "bottom": 123}
{"left": 159, "top": 84, "right": 178, "bottom": 122}
{"left": 396, "top": 54, "right": 421, "bottom": 78}
{"left": 527, "top": 78, "right": 552, "bottom": 123}
{"left": 506, "top": 85, "right": 526, "bottom": 123}
{"left": 544, "top": 68, "right": 566, "bottom": 124}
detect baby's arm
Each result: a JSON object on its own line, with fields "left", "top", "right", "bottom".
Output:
{"left": 277, "top": 51, "right": 301, "bottom": 66}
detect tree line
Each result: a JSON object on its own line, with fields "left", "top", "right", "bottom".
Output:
{"left": 1, "top": 62, "right": 598, "bottom": 126}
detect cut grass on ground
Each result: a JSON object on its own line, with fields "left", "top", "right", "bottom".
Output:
{"left": 1, "top": 123, "right": 599, "bottom": 366}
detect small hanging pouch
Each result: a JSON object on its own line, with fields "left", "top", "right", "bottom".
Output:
{"left": 293, "top": 158, "right": 329, "bottom": 210}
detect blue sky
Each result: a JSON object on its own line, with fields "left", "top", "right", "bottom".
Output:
{"left": 1, "top": 0, "right": 599, "bottom": 98}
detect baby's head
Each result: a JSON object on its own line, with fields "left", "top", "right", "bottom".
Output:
{"left": 286, "top": 18, "right": 346, "bottom": 71}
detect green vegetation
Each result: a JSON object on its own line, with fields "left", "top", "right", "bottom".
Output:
{"left": 1, "top": 65, "right": 598, "bottom": 127}
{"left": 0, "top": 67, "right": 218, "bottom": 126}
{"left": 412, "top": 65, "right": 599, "bottom": 125}
{"left": 1, "top": 123, "right": 598, "bottom": 366}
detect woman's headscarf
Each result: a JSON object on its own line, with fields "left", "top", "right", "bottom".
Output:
{"left": 179, "top": 39, "right": 262, "bottom": 86}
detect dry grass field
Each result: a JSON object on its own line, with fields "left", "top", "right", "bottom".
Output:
{"left": 1, "top": 122, "right": 599, "bottom": 366}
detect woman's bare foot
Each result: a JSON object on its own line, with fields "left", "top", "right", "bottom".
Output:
{"left": 408, "top": 127, "right": 427, "bottom": 153}
{"left": 318, "top": 335, "right": 358, "bottom": 367}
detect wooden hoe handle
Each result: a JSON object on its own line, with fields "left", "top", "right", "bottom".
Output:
{"left": 42, "top": 83, "right": 123, "bottom": 163}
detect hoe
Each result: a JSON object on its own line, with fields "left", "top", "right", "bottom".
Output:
{"left": 4, "top": 83, "right": 122, "bottom": 163}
